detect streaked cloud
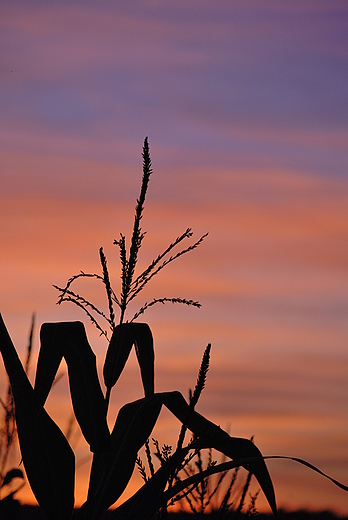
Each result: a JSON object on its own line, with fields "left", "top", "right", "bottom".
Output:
{"left": 1, "top": 1, "right": 347, "bottom": 173}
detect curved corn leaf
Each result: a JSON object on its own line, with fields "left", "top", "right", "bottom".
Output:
{"left": 85, "top": 395, "right": 162, "bottom": 520}
{"left": 1, "top": 469, "right": 24, "bottom": 488}
{"left": 0, "top": 314, "right": 75, "bottom": 520}
{"left": 161, "top": 391, "right": 277, "bottom": 516}
{"left": 103, "top": 324, "right": 134, "bottom": 391}
{"left": 35, "top": 322, "right": 110, "bottom": 452}
{"left": 118, "top": 453, "right": 348, "bottom": 520}
{"left": 111, "top": 455, "right": 259, "bottom": 520}
{"left": 33, "top": 324, "right": 64, "bottom": 408}
{"left": 265, "top": 455, "right": 348, "bottom": 492}
{"left": 84, "top": 391, "right": 276, "bottom": 519}
{"left": 132, "top": 323, "right": 154, "bottom": 396}
{"left": 103, "top": 323, "right": 154, "bottom": 397}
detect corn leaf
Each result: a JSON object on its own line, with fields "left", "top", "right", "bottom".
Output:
{"left": 111, "top": 455, "right": 256, "bottom": 520}
{"left": 84, "top": 391, "right": 276, "bottom": 519}
{"left": 85, "top": 395, "right": 162, "bottom": 520}
{"left": 103, "top": 323, "right": 154, "bottom": 397}
{"left": 132, "top": 323, "right": 154, "bottom": 396}
{"left": 161, "top": 391, "right": 277, "bottom": 516}
{"left": 34, "top": 324, "right": 64, "bottom": 408}
{"left": 36, "top": 322, "right": 110, "bottom": 452}
{"left": 120, "top": 453, "right": 348, "bottom": 520}
{"left": 0, "top": 314, "right": 75, "bottom": 520}
{"left": 103, "top": 324, "right": 134, "bottom": 391}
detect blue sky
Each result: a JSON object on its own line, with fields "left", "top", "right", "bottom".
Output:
{"left": 1, "top": 1, "right": 347, "bottom": 176}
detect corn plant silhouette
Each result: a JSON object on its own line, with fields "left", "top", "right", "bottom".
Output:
{"left": 0, "top": 314, "right": 35, "bottom": 520}
{"left": 0, "top": 138, "right": 347, "bottom": 520}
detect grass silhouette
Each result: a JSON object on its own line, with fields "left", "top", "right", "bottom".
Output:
{"left": 0, "top": 139, "right": 347, "bottom": 520}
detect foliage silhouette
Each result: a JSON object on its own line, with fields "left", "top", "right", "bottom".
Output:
{"left": 0, "top": 139, "right": 347, "bottom": 520}
{"left": 0, "top": 314, "right": 34, "bottom": 517}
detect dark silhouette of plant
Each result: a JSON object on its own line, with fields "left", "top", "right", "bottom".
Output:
{"left": 0, "top": 314, "right": 34, "bottom": 517}
{"left": 53, "top": 138, "right": 205, "bottom": 345}
{"left": 136, "top": 362, "right": 259, "bottom": 520}
{"left": 0, "top": 139, "right": 347, "bottom": 520}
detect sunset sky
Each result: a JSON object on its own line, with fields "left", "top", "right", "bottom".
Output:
{"left": 1, "top": 0, "right": 348, "bottom": 514}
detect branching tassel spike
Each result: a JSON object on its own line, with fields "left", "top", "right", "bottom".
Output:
{"left": 99, "top": 247, "right": 116, "bottom": 329}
